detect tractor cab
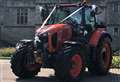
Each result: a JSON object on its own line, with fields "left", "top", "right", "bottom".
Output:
{"left": 38, "top": 3, "right": 102, "bottom": 41}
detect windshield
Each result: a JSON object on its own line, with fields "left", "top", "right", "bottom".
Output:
{"left": 38, "top": 4, "right": 99, "bottom": 32}
{"left": 38, "top": 5, "right": 83, "bottom": 30}
{"left": 68, "top": 7, "right": 82, "bottom": 24}
{"left": 43, "top": 6, "right": 83, "bottom": 24}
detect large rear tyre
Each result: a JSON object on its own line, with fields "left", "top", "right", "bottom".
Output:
{"left": 54, "top": 48, "right": 85, "bottom": 82}
{"left": 88, "top": 37, "right": 112, "bottom": 75}
{"left": 10, "top": 44, "right": 40, "bottom": 78}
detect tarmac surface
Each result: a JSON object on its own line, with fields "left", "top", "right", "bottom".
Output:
{"left": 0, "top": 60, "right": 120, "bottom": 82}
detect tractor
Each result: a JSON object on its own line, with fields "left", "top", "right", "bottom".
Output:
{"left": 10, "top": 1, "right": 112, "bottom": 82}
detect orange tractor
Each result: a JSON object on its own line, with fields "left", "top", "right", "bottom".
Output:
{"left": 10, "top": 1, "right": 112, "bottom": 81}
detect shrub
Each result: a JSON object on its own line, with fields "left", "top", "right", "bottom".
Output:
{"left": 0, "top": 48, "right": 15, "bottom": 57}
{"left": 111, "top": 56, "right": 120, "bottom": 68}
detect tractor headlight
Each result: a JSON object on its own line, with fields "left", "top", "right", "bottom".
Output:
{"left": 35, "top": 36, "right": 41, "bottom": 43}
{"left": 34, "top": 33, "right": 48, "bottom": 51}
{"left": 16, "top": 42, "right": 23, "bottom": 50}
{"left": 34, "top": 36, "right": 41, "bottom": 47}
{"left": 16, "top": 43, "right": 21, "bottom": 49}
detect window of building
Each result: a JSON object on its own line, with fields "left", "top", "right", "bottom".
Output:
{"left": 17, "top": 8, "right": 28, "bottom": 24}
{"left": 113, "top": 27, "right": 119, "bottom": 36}
{"left": 113, "top": 3, "right": 119, "bottom": 12}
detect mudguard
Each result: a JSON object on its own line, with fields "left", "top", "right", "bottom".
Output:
{"left": 89, "top": 29, "right": 112, "bottom": 47}
{"left": 16, "top": 39, "right": 34, "bottom": 50}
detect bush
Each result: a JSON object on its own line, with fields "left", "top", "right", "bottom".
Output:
{"left": 111, "top": 56, "right": 120, "bottom": 68}
{"left": 0, "top": 48, "right": 15, "bottom": 57}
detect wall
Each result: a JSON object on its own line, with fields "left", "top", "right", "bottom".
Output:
{"left": 0, "top": 0, "right": 71, "bottom": 46}
{"left": 106, "top": 0, "right": 120, "bottom": 50}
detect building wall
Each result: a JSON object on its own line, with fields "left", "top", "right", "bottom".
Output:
{"left": 106, "top": 0, "right": 120, "bottom": 50}
{"left": 1, "top": 26, "right": 35, "bottom": 44}
{"left": 0, "top": 0, "right": 71, "bottom": 45}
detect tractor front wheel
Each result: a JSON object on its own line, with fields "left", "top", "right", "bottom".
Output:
{"left": 54, "top": 50, "right": 85, "bottom": 82}
{"left": 10, "top": 43, "right": 40, "bottom": 78}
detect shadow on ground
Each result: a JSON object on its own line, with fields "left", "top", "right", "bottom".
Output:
{"left": 16, "top": 72, "right": 120, "bottom": 82}
{"left": 16, "top": 76, "right": 57, "bottom": 82}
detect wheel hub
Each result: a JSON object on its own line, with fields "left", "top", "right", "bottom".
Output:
{"left": 70, "top": 54, "right": 82, "bottom": 78}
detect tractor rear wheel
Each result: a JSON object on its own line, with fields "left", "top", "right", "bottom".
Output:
{"left": 88, "top": 37, "right": 112, "bottom": 75}
{"left": 54, "top": 49, "right": 85, "bottom": 82}
{"left": 10, "top": 43, "right": 40, "bottom": 78}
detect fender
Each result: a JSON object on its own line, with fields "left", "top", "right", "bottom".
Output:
{"left": 16, "top": 39, "right": 34, "bottom": 50}
{"left": 89, "top": 28, "right": 112, "bottom": 47}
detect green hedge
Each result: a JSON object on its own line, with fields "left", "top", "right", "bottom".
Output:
{"left": 111, "top": 56, "right": 120, "bottom": 68}
{"left": 0, "top": 48, "right": 15, "bottom": 57}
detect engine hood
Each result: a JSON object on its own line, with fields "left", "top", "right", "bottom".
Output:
{"left": 36, "top": 24, "right": 69, "bottom": 35}
{"left": 35, "top": 23, "right": 72, "bottom": 53}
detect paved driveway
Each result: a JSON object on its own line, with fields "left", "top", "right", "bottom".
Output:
{"left": 0, "top": 60, "right": 120, "bottom": 82}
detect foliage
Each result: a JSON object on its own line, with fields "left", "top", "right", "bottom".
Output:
{"left": 0, "top": 48, "right": 15, "bottom": 57}
{"left": 111, "top": 56, "right": 120, "bottom": 68}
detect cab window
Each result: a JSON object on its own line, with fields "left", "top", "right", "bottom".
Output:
{"left": 69, "top": 7, "right": 82, "bottom": 24}
{"left": 85, "top": 7, "right": 95, "bottom": 26}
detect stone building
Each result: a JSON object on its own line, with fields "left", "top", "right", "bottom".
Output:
{"left": 106, "top": 0, "right": 120, "bottom": 50}
{"left": 0, "top": 0, "right": 71, "bottom": 45}
{"left": 0, "top": 0, "right": 120, "bottom": 50}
